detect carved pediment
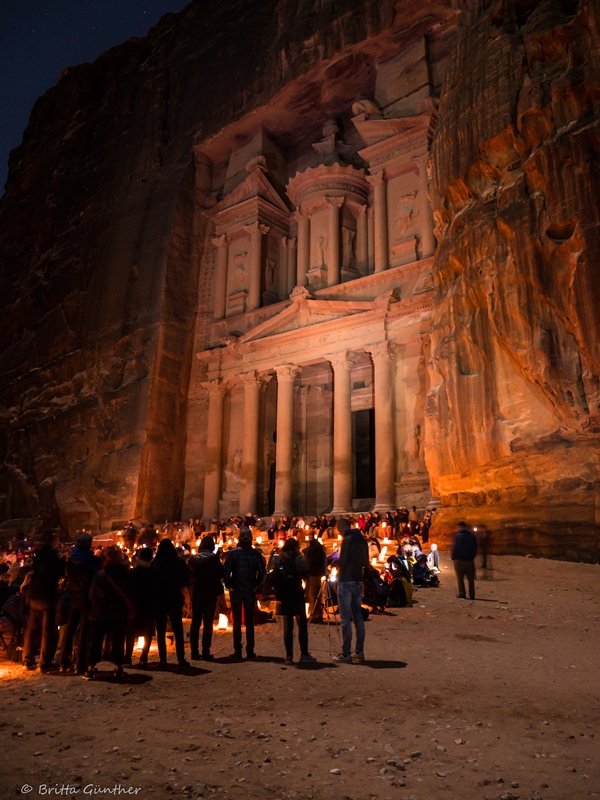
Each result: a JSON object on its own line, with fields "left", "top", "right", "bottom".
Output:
{"left": 211, "top": 164, "right": 289, "bottom": 216}
{"left": 237, "top": 290, "right": 399, "bottom": 344}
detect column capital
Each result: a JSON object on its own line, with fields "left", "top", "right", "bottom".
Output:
{"left": 288, "top": 237, "right": 297, "bottom": 249}
{"left": 201, "top": 378, "right": 228, "bottom": 396}
{"left": 355, "top": 204, "right": 368, "bottom": 218}
{"left": 412, "top": 152, "right": 429, "bottom": 171}
{"left": 243, "top": 222, "right": 270, "bottom": 236}
{"left": 328, "top": 352, "right": 353, "bottom": 372}
{"left": 367, "top": 171, "right": 387, "bottom": 186}
{"left": 365, "top": 341, "right": 392, "bottom": 362}
{"left": 211, "top": 234, "right": 229, "bottom": 248}
{"left": 241, "top": 370, "right": 264, "bottom": 389}
{"left": 293, "top": 208, "right": 312, "bottom": 221}
{"left": 325, "top": 196, "right": 346, "bottom": 209}
{"left": 279, "top": 236, "right": 290, "bottom": 248}
{"left": 274, "top": 364, "right": 301, "bottom": 382}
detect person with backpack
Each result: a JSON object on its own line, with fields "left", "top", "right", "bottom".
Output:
{"left": 272, "top": 538, "right": 316, "bottom": 664}
{"left": 224, "top": 527, "right": 266, "bottom": 660}
{"left": 85, "top": 546, "right": 133, "bottom": 679}
{"left": 151, "top": 538, "right": 191, "bottom": 669}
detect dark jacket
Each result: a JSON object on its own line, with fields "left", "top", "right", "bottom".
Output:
{"left": 338, "top": 530, "right": 369, "bottom": 582}
{"left": 189, "top": 550, "right": 225, "bottom": 603}
{"left": 272, "top": 551, "right": 308, "bottom": 615}
{"left": 224, "top": 544, "right": 266, "bottom": 596}
{"left": 66, "top": 550, "right": 102, "bottom": 611}
{"left": 88, "top": 564, "right": 133, "bottom": 623}
{"left": 303, "top": 539, "right": 327, "bottom": 577}
{"left": 451, "top": 528, "right": 478, "bottom": 561}
{"left": 150, "top": 554, "right": 190, "bottom": 610}
{"left": 27, "top": 545, "right": 65, "bottom": 603}
{"left": 131, "top": 563, "right": 154, "bottom": 625}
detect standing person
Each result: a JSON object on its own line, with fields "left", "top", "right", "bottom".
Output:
{"left": 123, "top": 522, "right": 138, "bottom": 552}
{"left": 451, "top": 522, "right": 477, "bottom": 600}
{"left": 124, "top": 547, "right": 155, "bottom": 666}
{"left": 59, "top": 533, "right": 101, "bottom": 674}
{"left": 85, "top": 546, "right": 133, "bottom": 679}
{"left": 272, "top": 538, "right": 316, "bottom": 664}
{"left": 408, "top": 506, "right": 419, "bottom": 534}
{"left": 188, "top": 535, "right": 224, "bottom": 661}
{"left": 333, "top": 518, "right": 369, "bottom": 664}
{"left": 303, "top": 535, "right": 327, "bottom": 623}
{"left": 151, "top": 539, "right": 191, "bottom": 669}
{"left": 23, "top": 530, "right": 65, "bottom": 672}
{"left": 224, "top": 527, "right": 265, "bottom": 661}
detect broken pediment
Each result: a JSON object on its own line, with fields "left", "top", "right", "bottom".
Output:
{"left": 211, "top": 160, "right": 290, "bottom": 216}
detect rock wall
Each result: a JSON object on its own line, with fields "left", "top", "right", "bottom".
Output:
{"left": 426, "top": 0, "right": 600, "bottom": 560}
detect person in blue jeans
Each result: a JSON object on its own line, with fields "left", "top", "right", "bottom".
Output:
{"left": 333, "top": 518, "right": 369, "bottom": 664}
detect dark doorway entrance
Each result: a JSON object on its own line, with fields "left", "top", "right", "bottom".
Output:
{"left": 353, "top": 408, "right": 375, "bottom": 499}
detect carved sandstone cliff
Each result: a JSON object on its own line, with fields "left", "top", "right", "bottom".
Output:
{"left": 426, "top": 0, "right": 600, "bottom": 560}
{"left": 0, "top": 0, "right": 435, "bottom": 533}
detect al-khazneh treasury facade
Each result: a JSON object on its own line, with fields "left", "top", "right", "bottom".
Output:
{"left": 183, "top": 43, "right": 438, "bottom": 520}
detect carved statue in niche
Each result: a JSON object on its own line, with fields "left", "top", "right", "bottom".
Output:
{"left": 265, "top": 258, "right": 276, "bottom": 293}
{"left": 312, "top": 235, "right": 326, "bottom": 269}
{"left": 231, "top": 253, "right": 247, "bottom": 293}
{"left": 223, "top": 448, "right": 242, "bottom": 493}
{"left": 412, "top": 424, "right": 424, "bottom": 469}
{"left": 395, "top": 191, "right": 419, "bottom": 240}
{"left": 342, "top": 227, "right": 356, "bottom": 270}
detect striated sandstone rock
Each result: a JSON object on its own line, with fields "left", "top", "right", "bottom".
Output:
{"left": 426, "top": 0, "right": 600, "bottom": 560}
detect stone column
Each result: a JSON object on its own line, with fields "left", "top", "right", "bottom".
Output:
{"left": 202, "top": 380, "right": 227, "bottom": 519}
{"left": 367, "top": 206, "right": 375, "bottom": 274}
{"left": 356, "top": 205, "right": 368, "bottom": 276}
{"left": 413, "top": 154, "right": 436, "bottom": 258}
{"left": 368, "top": 172, "right": 388, "bottom": 272}
{"left": 212, "top": 235, "right": 229, "bottom": 320}
{"left": 298, "top": 384, "right": 309, "bottom": 516}
{"left": 239, "top": 372, "right": 262, "bottom": 514}
{"left": 326, "top": 197, "right": 345, "bottom": 287}
{"left": 367, "top": 342, "right": 396, "bottom": 511}
{"left": 273, "top": 365, "right": 301, "bottom": 517}
{"left": 295, "top": 209, "right": 311, "bottom": 287}
{"left": 244, "top": 222, "right": 270, "bottom": 312}
{"left": 329, "top": 352, "right": 353, "bottom": 514}
{"left": 278, "top": 237, "right": 289, "bottom": 301}
{"left": 287, "top": 237, "right": 297, "bottom": 296}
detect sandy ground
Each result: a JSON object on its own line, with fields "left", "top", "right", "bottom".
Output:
{"left": 1, "top": 552, "right": 599, "bottom": 800}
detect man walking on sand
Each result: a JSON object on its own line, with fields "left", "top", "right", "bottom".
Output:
{"left": 333, "top": 518, "right": 369, "bottom": 664}
{"left": 451, "top": 521, "right": 478, "bottom": 600}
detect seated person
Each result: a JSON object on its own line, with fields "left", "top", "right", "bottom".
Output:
{"left": 412, "top": 553, "right": 440, "bottom": 587}
{"left": 427, "top": 543, "right": 440, "bottom": 572}
{"left": 385, "top": 556, "right": 412, "bottom": 607}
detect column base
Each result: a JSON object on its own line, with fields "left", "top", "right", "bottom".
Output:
{"left": 372, "top": 502, "right": 395, "bottom": 513}
{"left": 331, "top": 507, "right": 354, "bottom": 517}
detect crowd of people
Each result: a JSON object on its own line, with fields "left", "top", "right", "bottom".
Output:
{"left": 0, "top": 505, "right": 473, "bottom": 678}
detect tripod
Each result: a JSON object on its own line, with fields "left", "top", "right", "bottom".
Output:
{"left": 309, "top": 576, "right": 341, "bottom": 656}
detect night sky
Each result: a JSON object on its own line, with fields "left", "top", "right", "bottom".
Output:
{"left": 0, "top": 0, "right": 192, "bottom": 194}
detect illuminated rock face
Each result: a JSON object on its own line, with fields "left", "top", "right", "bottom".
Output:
{"left": 0, "top": 0, "right": 598, "bottom": 561}
{"left": 426, "top": 0, "right": 600, "bottom": 560}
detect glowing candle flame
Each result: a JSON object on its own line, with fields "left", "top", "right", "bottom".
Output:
{"left": 379, "top": 546, "right": 388, "bottom": 562}
{"left": 256, "top": 536, "right": 262, "bottom": 544}
{"left": 137, "top": 637, "right": 145, "bottom": 649}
